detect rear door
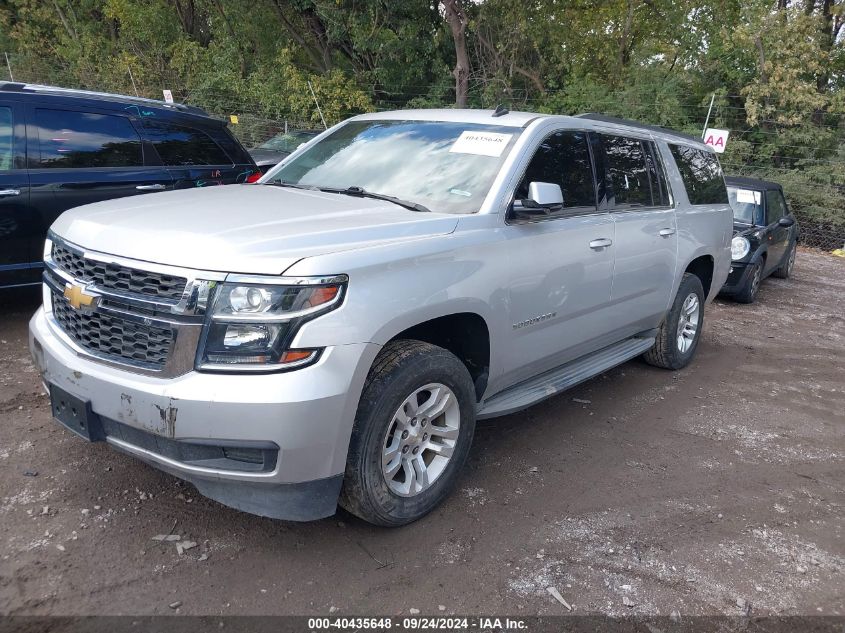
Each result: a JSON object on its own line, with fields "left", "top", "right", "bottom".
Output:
{"left": 0, "top": 99, "right": 36, "bottom": 286}
{"left": 141, "top": 120, "right": 256, "bottom": 188}
{"left": 598, "top": 133, "right": 677, "bottom": 334}
{"left": 26, "top": 105, "right": 174, "bottom": 261}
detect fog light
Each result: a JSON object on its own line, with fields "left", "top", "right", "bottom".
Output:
{"left": 223, "top": 447, "right": 264, "bottom": 464}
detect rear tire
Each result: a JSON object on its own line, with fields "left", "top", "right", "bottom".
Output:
{"left": 735, "top": 261, "right": 762, "bottom": 304}
{"left": 339, "top": 340, "right": 476, "bottom": 526}
{"left": 773, "top": 243, "right": 796, "bottom": 279}
{"left": 643, "top": 273, "right": 705, "bottom": 370}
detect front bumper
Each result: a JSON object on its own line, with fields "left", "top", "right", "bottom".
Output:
{"left": 29, "top": 307, "right": 379, "bottom": 521}
{"left": 719, "top": 261, "right": 753, "bottom": 295}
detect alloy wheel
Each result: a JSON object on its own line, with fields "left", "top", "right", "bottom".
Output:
{"left": 750, "top": 265, "right": 761, "bottom": 297}
{"left": 381, "top": 383, "right": 461, "bottom": 497}
{"left": 676, "top": 292, "right": 700, "bottom": 353}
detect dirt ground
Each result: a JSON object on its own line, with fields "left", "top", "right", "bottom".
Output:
{"left": 0, "top": 248, "right": 843, "bottom": 618}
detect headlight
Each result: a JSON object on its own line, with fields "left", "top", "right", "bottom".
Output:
{"left": 196, "top": 275, "right": 347, "bottom": 372}
{"left": 731, "top": 236, "right": 751, "bottom": 261}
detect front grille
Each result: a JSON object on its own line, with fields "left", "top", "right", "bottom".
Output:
{"left": 52, "top": 242, "right": 187, "bottom": 301}
{"left": 52, "top": 293, "right": 174, "bottom": 368}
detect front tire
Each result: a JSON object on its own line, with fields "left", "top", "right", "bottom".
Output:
{"left": 773, "top": 243, "right": 796, "bottom": 279}
{"left": 735, "top": 261, "right": 762, "bottom": 304}
{"left": 339, "top": 340, "right": 476, "bottom": 526}
{"left": 643, "top": 273, "right": 705, "bottom": 370}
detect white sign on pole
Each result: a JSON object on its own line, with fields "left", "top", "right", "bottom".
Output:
{"left": 162, "top": 89, "right": 174, "bottom": 104}
{"left": 703, "top": 128, "right": 729, "bottom": 153}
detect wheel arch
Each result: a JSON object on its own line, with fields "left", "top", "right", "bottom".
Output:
{"left": 372, "top": 306, "right": 492, "bottom": 402}
{"left": 683, "top": 254, "right": 715, "bottom": 299}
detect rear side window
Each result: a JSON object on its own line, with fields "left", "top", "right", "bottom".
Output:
{"left": 601, "top": 135, "right": 651, "bottom": 207}
{"left": 35, "top": 109, "right": 143, "bottom": 168}
{"left": 516, "top": 130, "right": 596, "bottom": 210}
{"left": 212, "top": 128, "right": 253, "bottom": 165}
{"left": 668, "top": 145, "right": 728, "bottom": 205}
{"left": 0, "top": 106, "right": 12, "bottom": 171}
{"left": 645, "top": 143, "right": 671, "bottom": 206}
{"left": 144, "top": 122, "right": 232, "bottom": 166}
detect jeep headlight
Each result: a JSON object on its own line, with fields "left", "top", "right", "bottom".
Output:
{"left": 731, "top": 236, "right": 751, "bottom": 261}
{"left": 196, "top": 275, "right": 347, "bottom": 372}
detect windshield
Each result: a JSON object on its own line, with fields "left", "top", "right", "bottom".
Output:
{"left": 265, "top": 120, "right": 522, "bottom": 214}
{"left": 258, "top": 131, "right": 319, "bottom": 153}
{"left": 727, "top": 186, "right": 763, "bottom": 224}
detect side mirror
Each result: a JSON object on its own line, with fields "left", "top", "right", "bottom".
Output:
{"left": 513, "top": 182, "right": 564, "bottom": 218}
{"left": 527, "top": 182, "right": 563, "bottom": 209}
{"left": 778, "top": 216, "right": 795, "bottom": 228}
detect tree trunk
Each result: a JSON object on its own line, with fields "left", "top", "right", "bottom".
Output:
{"left": 270, "top": 0, "right": 331, "bottom": 73}
{"left": 618, "top": 0, "right": 635, "bottom": 69}
{"left": 211, "top": 0, "right": 250, "bottom": 76}
{"left": 475, "top": 30, "right": 545, "bottom": 95}
{"left": 812, "top": 0, "right": 837, "bottom": 122}
{"left": 443, "top": 0, "right": 470, "bottom": 108}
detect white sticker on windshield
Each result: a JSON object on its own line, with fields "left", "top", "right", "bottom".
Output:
{"left": 449, "top": 131, "right": 513, "bottom": 157}
{"left": 735, "top": 189, "right": 760, "bottom": 204}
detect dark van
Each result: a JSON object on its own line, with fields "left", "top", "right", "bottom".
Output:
{"left": 0, "top": 82, "right": 258, "bottom": 288}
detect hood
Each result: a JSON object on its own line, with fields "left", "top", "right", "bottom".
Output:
{"left": 51, "top": 185, "right": 459, "bottom": 275}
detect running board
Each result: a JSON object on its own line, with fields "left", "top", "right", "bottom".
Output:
{"left": 477, "top": 337, "right": 655, "bottom": 419}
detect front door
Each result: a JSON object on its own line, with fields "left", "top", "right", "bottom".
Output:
{"left": 0, "top": 100, "right": 36, "bottom": 286}
{"left": 502, "top": 129, "right": 616, "bottom": 389}
{"left": 764, "top": 189, "right": 790, "bottom": 273}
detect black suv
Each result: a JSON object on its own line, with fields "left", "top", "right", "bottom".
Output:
{"left": 0, "top": 82, "right": 258, "bottom": 288}
{"left": 720, "top": 176, "right": 799, "bottom": 303}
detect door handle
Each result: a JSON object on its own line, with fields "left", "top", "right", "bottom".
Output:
{"left": 659, "top": 228, "right": 676, "bottom": 237}
{"left": 135, "top": 184, "right": 167, "bottom": 191}
{"left": 0, "top": 189, "right": 21, "bottom": 197}
{"left": 589, "top": 238, "right": 613, "bottom": 249}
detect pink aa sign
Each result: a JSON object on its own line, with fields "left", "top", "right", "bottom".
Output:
{"left": 703, "top": 128, "right": 729, "bottom": 153}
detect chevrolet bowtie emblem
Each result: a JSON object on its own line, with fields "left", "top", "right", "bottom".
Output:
{"left": 63, "top": 283, "right": 98, "bottom": 310}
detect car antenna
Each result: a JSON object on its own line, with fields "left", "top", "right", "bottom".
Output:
{"left": 492, "top": 104, "right": 509, "bottom": 118}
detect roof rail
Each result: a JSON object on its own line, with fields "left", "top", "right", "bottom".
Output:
{"left": 0, "top": 81, "right": 208, "bottom": 117}
{"left": 576, "top": 113, "right": 703, "bottom": 145}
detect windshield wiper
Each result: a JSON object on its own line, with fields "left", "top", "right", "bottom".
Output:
{"left": 317, "top": 186, "right": 431, "bottom": 213}
{"left": 263, "top": 180, "right": 318, "bottom": 191}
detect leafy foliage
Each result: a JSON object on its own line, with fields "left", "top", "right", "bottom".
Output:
{"left": 0, "top": 0, "right": 843, "bottom": 229}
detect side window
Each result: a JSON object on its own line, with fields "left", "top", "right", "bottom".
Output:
{"left": 144, "top": 122, "right": 232, "bottom": 166}
{"left": 35, "top": 109, "right": 143, "bottom": 168}
{"left": 0, "top": 106, "right": 12, "bottom": 171}
{"left": 515, "top": 130, "right": 595, "bottom": 210}
{"left": 601, "top": 135, "right": 652, "bottom": 207}
{"left": 765, "top": 190, "right": 787, "bottom": 224}
{"left": 211, "top": 128, "right": 253, "bottom": 165}
{"left": 645, "top": 142, "right": 671, "bottom": 206}
{"left": 668, "top": 144, "right": 728, "bottom": 205}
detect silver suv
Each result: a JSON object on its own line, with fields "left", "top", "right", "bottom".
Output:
{"left": 29, "top": 109, "right": 731, "bottom": 526}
